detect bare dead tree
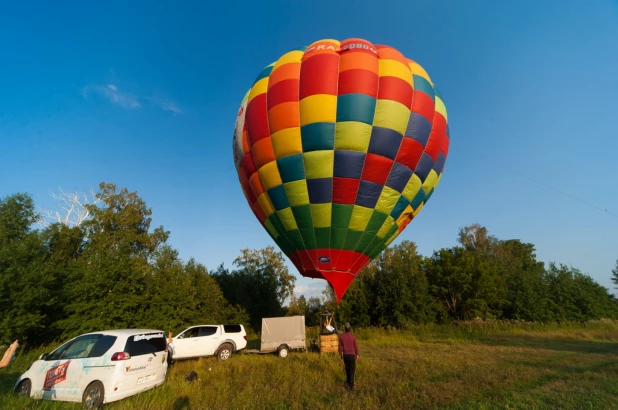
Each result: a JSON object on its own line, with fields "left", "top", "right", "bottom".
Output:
{"left": 38, "top": 187, "right": 102, "bottom": 228}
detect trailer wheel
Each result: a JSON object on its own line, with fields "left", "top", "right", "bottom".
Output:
{"left": 278, "top": 346, "right": 289, "bottom": 358}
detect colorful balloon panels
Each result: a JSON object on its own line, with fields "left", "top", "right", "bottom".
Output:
{"left": 233, "top": 38, "right": 450, "bottom": 302}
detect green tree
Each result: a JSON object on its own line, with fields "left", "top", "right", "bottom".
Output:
{"left": 305, "top": 296, "right": 324, "bottom": 327}
{"left": 425, "top": 247, "right": 475, "bottom": 320}
{"left": 610, "top": 259, "right": 618, "bottom": 290}
{"left": 39, "top": 223, "right": 86, "bottom": 336}
{"left": 0, "top": 193, "right": 38, "bottom": 240}
{"left": 545, "top": 263, "right": 618, "bottom": 321}
{"left": 336, "top": 274, "right": 372, "bottom": 327}
{"left": 457, "top": 223, "right": 498, "bottom": 252}
{"left": 213, "top": 246, "right": 295, "bottom": 330}
{"left": 426, "top": 225, "right": 507, "bottom": 321}
{"left": 0, "top": 193, "right": 60, "bottom": 344}
{"left": 57, "top": 183, "right": 170, "bottom": 337}
{"left": 141, "top": 249, "right": 248, "bottom": 335}
{"left": 286, "top": 295, "right": 308, "bottom": 317}
{"left": 141, "top": 245, "right": 195, "bottom": 332}
{"left": 185, "top": 258, "right": 248, "bottom": 326}
{"left": 371, "top": 241, "right": 441, "bottom": 327}
{"left": 496, "top": 239, "right": 551, "bottom": 321}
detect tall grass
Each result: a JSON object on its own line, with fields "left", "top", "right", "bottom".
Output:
{"left": 2, "top": 320, "right": 618, "bottom": 409}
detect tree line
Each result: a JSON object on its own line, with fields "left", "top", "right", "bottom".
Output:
{"left": 326, "top": 226, "right": 618, "bottom": 328}
{"left": 0, "top": 184, "right": 293, "bottom": 346}
{"left": 1, "top": 183, "right": 617, "bottom": 347}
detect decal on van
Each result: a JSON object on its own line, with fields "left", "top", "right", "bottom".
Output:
{"left": 43, "top": 361, "right": 70, "bottom": 390}
{"left": 126, "top": 365, "right": 147, "bottom": 373}
{"left": 134, "top": 333, "right": 165, "bottom": 341}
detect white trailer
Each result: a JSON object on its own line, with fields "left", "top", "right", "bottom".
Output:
{"left": 243, "top": 315, "right": 306, "bottom": 358}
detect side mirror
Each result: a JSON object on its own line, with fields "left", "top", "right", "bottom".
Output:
{"left": 39, "top": 353, "right": 49, "bottom": 360}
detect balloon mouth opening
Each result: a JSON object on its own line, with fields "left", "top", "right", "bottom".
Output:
{"left": 287, "top": 250, "right": 372, "bottom": 303}
{"left": 321, "top": 270, "right": 358, "bottom": 304}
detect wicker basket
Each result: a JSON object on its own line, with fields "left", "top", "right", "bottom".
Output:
{"left": 319, "top": 333, "right": 339, "bottom": 353}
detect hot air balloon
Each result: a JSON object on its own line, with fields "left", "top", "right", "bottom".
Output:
{"left": 232, "top": 38, "right": 449, "bottom": 303}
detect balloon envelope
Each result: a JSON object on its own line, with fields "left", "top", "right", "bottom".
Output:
{"left": 233, "top": 38, "right": 450, "bottom": 303}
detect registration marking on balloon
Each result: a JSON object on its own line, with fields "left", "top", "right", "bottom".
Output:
{"left": 233, "top": 38, "right": 450, "bottom": 302}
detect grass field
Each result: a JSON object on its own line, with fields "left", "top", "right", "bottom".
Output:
{"left": 2, "top": 321, "right": 618, "bottom": 409}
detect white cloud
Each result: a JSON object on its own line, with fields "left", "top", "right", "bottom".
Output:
{"left": 146, "top": 96, "right": 183, "bottom": 115}
{"left": 293, "top": 283, "right": 327, "bottom": 299}
{"left": 82, "top": 84, "right": 141, "bottom": 109}
{"left": 81, "top": 83, "right": 182, "bottom": 114}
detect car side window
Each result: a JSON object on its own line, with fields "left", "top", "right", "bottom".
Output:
{"left": 223, "top": 324, "right": 241, "bottom": 333}
{"left": 88, "top": 335, "right": 117, "bottom": 358}
{"left": 46, "top": 340, "right": 74, "bottom": 361}
{"left": 47, "top": 335, "right": 101, "bottom": 361}
{"left": 198, "top": 326, "right": 218, "bottom": 337}
{"left": 180, "top": 328, "right": 199, "bottom": 339}
{"left": 61, "top": 336, "right": 100, "bottom": 359}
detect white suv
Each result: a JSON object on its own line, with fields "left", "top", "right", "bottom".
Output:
{"left": 14, "top": 329, "right": 168, "bottom": 408}
{"left": 169, "top": 324, "right": 247, "bottom": 362}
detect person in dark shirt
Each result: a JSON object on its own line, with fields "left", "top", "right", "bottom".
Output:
{"left": 338, "top": 322, "right": 359, "bottom": 391}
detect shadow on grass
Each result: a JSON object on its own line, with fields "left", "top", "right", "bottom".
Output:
{"left": 0, "top": 371, "right": 20, "bottom": 395}
{"left": 477, "top": 334, "right": 618, "bottom": 355}
{"left": 451, "top": 351, "right": 618, "bottom": 409}
{"left": 516, "top": 357, "right": 618, "bottom": 375}
{"left": 173, "top": 395, "right": 191, "bottom": 410}
{"left": 498, "top": 358, "right": 618, "bottom": 398}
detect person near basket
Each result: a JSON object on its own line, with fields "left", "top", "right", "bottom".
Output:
{"left": 338, "top": 323, "right": 359, "bottom": 391}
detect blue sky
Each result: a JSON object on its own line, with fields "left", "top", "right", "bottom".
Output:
{"left": 1, "top": 0, "right": 617, "bottom": 299}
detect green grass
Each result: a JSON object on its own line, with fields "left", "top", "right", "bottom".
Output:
{"left": 3, "top": 321, "right": 618, "bottom": 409}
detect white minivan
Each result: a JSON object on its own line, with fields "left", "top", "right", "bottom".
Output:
{"left": 14, "top": 329, "right": 168, "bottom": 408}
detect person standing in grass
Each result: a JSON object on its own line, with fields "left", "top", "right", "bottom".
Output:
{"left": 338, "top": 323, "right": 359, "bottom": 391}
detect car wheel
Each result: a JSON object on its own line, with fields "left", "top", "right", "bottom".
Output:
{"left": 82, "top": 381, "right": 105, "bottom": 409}
{"left": 217, "top": 344, "right": 233, "bottom": 361}
{"left": 278, "top": 346, "right": 289, "bottom": 358}
{"left": 14, "top": 379, "right": 31, "bottom": 397}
